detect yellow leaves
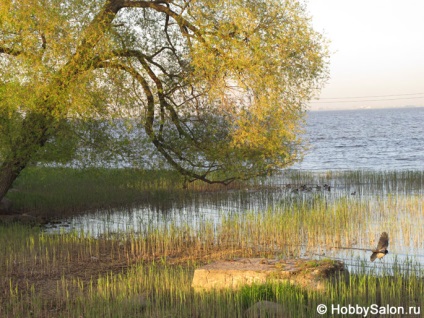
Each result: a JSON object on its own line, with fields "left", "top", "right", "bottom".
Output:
{"left": 190, "top": 0, "right": 328, "bottom": 99}
{"left": 0, "top": 0, "right": 12, "bottom": 21}
{"left": 1, "top": 0, "right": 116, "bottom": 115}
{"left": 184, "top": 0, "right": 328, "bottom": 173}
{"left": 230, "top": 97, "right": 303, "bottom": 168}
{"left": 0, "top": 0, "right": 328, "bottom": 180}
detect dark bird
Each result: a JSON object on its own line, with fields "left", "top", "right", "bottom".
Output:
{"left": 370, "top": 232, "right": 389, "bottom": 262}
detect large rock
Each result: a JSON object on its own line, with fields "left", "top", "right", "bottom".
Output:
{"left": 192, "top": 258, "right": 348, "bottom": 292}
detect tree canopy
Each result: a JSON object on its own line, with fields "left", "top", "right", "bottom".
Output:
{"left": 0, "top": 0, "right": 328, "bottom": 200}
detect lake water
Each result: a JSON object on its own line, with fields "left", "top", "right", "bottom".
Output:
{"left": 47, "top": 107, "right": 424, "bottom": 273}
{"left": 294, "top": 106, "right": 424, "bottom": 171}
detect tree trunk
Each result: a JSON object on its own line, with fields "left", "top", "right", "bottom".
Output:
{"left": 0, "top": 111, "right": 52, "bottom": 203}
{"left": 0, "top": 1, "right": 123, "bottom": 204}
{"left": 0, "top": 160, "right": 26, "bottom": 203}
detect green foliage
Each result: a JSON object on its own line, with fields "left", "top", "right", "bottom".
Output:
{"left": 0, "top": 0, "right": 329, "bottom": 193}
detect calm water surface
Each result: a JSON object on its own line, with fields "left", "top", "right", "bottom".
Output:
{"left": 295, "top": 107, "right": 424, "bottom": 170}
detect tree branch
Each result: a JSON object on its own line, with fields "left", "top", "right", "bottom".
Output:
{"left": 101, "top": 48, "right": 194, "bottom": 142}
{"left": 94, "top": 59, "right": 235, "bottom": 185}
{"left": 96, "top": 60, "right": 156, "bottom": 136}
{"left": 111, "top": 48, "right": 182, "bottom": 79}
{"left": 136, "top": 55, "right": 190, "bottom": 139}
{"left": 120, "top": 0, "right": 203, "bottom": 41}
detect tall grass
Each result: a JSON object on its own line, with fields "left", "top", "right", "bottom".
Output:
{"left": 6, "top": 167, "right": 424, "bottom": 214}
{"left": 1, "top": 223, "right": 422, "bottom": 317}
{"left": 1, "top": 169, "right": 423, "bottom": 317}
{"left": 6, "top": 167, "right": 186, "bottom": 215}
{"left": 1, "top": 197, "right": 423, "bottom": 317}
{"left": 5, "top": 166, "right": 251, "bottom": 217}
{"left": 278, "top": 169, "right": 424, "bottom": 194}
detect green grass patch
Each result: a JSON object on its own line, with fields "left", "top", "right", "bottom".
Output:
{"left": 6, "top": 166, "right": 187, "bottom": 216}
{"left": 5, "top": 166, "right": 251, "bottom": 217}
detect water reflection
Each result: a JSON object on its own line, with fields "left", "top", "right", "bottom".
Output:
{"left": 44, "top": 171, "right": 424, "bottom": 274}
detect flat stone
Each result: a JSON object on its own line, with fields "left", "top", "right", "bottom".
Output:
{"left": 192, "top": 258, "right": 348, "bottom": 292}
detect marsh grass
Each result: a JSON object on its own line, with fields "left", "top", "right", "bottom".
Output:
{"left": 1, "top": 169, "right": 423, "bottom": 317}
{"left": 1, "top": 225, "right": 422, "bottom": 318}
{"left": 6, "top": 167, "right": 423, "bottom": 217}
{"left": 1, "top": 202, "right": 423, "bottom": 317}
{"left": 6, "top": 167, "right": 179, "bottom": 215}
{"left": 279, "top": 169, "right": 424, "bottom": 195}
{"left": 5, "top": 166, "right": 249, "bottom": 218}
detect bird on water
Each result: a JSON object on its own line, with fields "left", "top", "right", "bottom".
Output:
{"left": 370, "top": 232, "right": 389, "bottom": 262}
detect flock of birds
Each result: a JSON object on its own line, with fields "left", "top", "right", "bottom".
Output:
{"left": 284, "top": 183, "right": 358, "bottom": 195}
{"left": 284, "top": 183, "right": 332, "bottom": 193}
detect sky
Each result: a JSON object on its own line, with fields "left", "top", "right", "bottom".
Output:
{"left": 305, "top": 0, "right": 424, "bottom": 110}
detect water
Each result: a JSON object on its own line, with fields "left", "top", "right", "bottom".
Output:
{"left": 46, "top": 107, "right": 424, "bottom": 273}
{"left": 295, "top": 107, "right": 424, "bottom": 170}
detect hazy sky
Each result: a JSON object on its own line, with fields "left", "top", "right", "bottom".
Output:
{"left": 306, "top": 0, "right": 424, "bottom": 110}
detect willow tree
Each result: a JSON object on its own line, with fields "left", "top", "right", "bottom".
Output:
{"left": 0, "top": 0, "right": 328, "bottom": 201}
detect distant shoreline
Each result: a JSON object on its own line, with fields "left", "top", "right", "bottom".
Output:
{"left": 308, "top": 105, "right": 424, "bottom": 112}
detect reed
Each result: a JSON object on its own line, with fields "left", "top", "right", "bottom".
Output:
{"left": 1, "top": 212, "right": 422, "bottom": 316}
{"left": 1, "top": 169, "right": 423, "bottom": 317}
{"left": 1, "top": 239, "right": 422, "bottom": 318}
{"left": 5, "top": 166, "right": 252, "bottom": 217}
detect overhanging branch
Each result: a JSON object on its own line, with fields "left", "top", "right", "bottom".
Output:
{"left": 120, "top": 0, "right": 203, "bottom": 41}
{"left": 94, "top": 59, "right": 235, "bottom": 185}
